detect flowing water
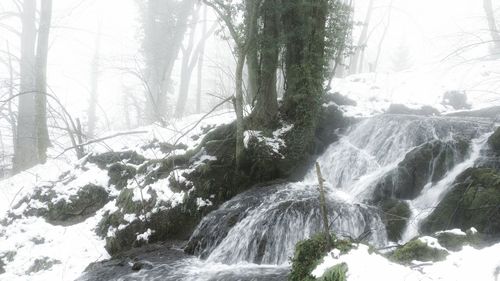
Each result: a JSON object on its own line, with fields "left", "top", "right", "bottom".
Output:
{"left": 80, "top": 114, "right": 495, "bottom": 281}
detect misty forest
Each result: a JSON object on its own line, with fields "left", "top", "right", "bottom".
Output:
{"left": 1, "top": 0, "right": 500, "bottom": 280}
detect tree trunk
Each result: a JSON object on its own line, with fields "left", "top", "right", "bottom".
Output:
{"left": 142, "top": 0, "right": 195, "bottom": 124}
{"left": 175, "top": 7, "right": 200, "bottom": 118}
{"left": 250, "top": 0, "right": 279, "bottom": 127}
{"left": 483, "top": 0, "right": 500, "bottom": 54}
{"left": 235, "top": 50, "right": 246, "bottom": 168}
{"left": 315, "top": 162, "right": 332, "bottom": 249}
{"left": 196, "top": 6, "right": 208, "bottom": 114}
{"left": 349, "top": 0, "right": 374, "bottom": 74}
{"left": 34, "top": 0, "right": 53, "bottom": 164}
{"left": 13, "top": 0, "right": 37, "bottom": 173}
{"left": 246, "top": 11, "right": 259, "bottom": 104}
{"left": 87, "top": 23, "right": 101, "bottom": 138}
{"left": 372, "top": 0, "right": 393, "bottom": 72}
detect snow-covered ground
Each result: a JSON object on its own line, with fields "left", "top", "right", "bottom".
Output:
{"left": 312, "top": 240, "right": 500, "bottom": 281}
{"left": 0, "top": 110, "right": 236, "bottom": 281}
{"left": 332, "top": 60, "right": 500, "bottom": 117}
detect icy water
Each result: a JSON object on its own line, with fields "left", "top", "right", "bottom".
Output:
{"left": 80, "top": 114, "right": 494, "bottom": 281}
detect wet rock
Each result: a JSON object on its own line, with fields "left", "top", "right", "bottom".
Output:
{"left": 26, "top": 257, "right": 61, "bottom": 274}
{"left": 316, "top": 104, "right": 352, "bottom": 154}
{"left": 386, "top": 104, "right": 440, "bottom": 116}
{"left": 374, "top": 139, "right": 469, "bottom": 200}
{"left": 488, "top": 127, "right": 500, "bottom": 153}
{"left": 442, "top": 91, "right": 471, "bottom": 110}
{"left": 131, "top": 261, "right": 153, "bottom": 271}
{"left": 422, "top": 168, "right": 500, "bottom": 236}
{"left": 379, "top": 199, "right": 411, "bottom": 242}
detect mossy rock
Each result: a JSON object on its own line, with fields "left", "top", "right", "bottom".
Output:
{"left": 488, "top": 127, "right": 500, "bottom": 153}
{"left": 88, "top": 151, "right": 146, "bottom": 169}
{"left": 386, "top": 104, "right": 440, "bottom": 116}
{"left": 433, "top": 231, "right": 469, "bottom": 251}
{"left": 421, "top": 168, "right": 500, "bottom": 236}
{"left": 26, "top": 257, "right": 61, "bottom": 274}
{"left": 374, "top": 139, "right": 469, "bottom": 201}
{"left": 318, "top": 263, "right": 348, "bottom": 281}
{"left": 380, "top": 199, "right": 411, "bottom": 242}
{"left": 390, "top": 239, "right": 448, "bottom": 264}
{"left": 108, "top": 163, "right": 136, "bottom": 189}
{"left": 45, "top": 184, "right": 110, "bottom": 225}
{"left": 289, "top": 233, "right": 352, "bottom": 281}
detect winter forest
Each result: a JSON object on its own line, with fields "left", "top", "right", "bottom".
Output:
{"left": 1, "top": 0, "right": 500, "bottom": 280}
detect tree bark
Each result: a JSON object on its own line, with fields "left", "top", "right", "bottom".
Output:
{"left": 315, "top": 162, "right": 332, "bottom": 249}
{"left": 13, "top": 0, "right": 37, "bottom": 173}
{"left": 250, "top": 0, "right": 279, "bottom": 127}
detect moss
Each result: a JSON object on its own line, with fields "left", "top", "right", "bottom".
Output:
{"left": 422, "top": 168, "right": 500, "bottom": 235}
{"left": 318, "top": 263, "right": 348, "bottom": 281}
{"left": 488, "top": 127, "right": 500, "bottom": 153}
{"left": 108, "top": 163, "right": 136, "bottom": 189}
{"left": 88, "top": 151, "right": 146, "bottom": 169}
{"left": 289, "top": 234, "right": 352, "bottom": 281}
{"left": 434, "top": 232, "right": 468, "bottom": 251}
{"left": 390, "top": 239, "right": 448, "bottom": 264}
{"left": 380, "top": 199, "right": 411, "bottom": 242}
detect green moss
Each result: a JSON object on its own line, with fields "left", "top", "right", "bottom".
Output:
{"left": 434, "top": 232, "right": 468, "bottom": 251}
{"left": 422, "top": 168, "right": 500, "bottom": 235}
{"left": 318, "top": 263, "right": 348, "bottom": 281}
{"left": 390, "top": 239, "right": 448, "bottom": 265}
{"left": 380, "top": 199, "right": 411, "bottom": 242}
{"left": 289, "top": 233, "right": 352, "bottom": 281}
{"left": 488, "top": 127, "right": 500, "bottom": 153}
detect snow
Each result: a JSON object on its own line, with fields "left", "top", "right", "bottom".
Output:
{"left": 243, "top": 123, "right": 294, "bottom": 158}
{"left": 435, "top": 229, "right": 467, "bottom": 236}
{"left": 332, "top": 61, "right": 500, "bottom": 117}
{"left": 312, "top": 243, "right": 500, "bottom": 281}
{"left": 418, "top": 236, "right": 448, "bottom": 251}
{"left": 136, "top": 228, "right": 153, "bottom": 242}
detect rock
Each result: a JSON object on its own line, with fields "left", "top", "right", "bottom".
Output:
{"left": 390, "top": 238, "right": 448, "bottom": 265}
{"left": 45, "top": 184, "right": 110, "bottom": 224}
{"left": 379, "top": 199, "right": 411, "bottom": 242}
{"left": 316, "top": 104, "right": 352, "bottom": 154}
{"left": 131, "top": 261, "right": 153, "bottom": 271}
{"left": 386, "top": 104, "right": 440, "bottom": 116}
{"left": 488, "top": 127, "right": 500, "bottom": 153}
{"left": 374, "top": 139, "right": 469, "bottom": 200}
{"left": 446, "top": 106, "right": 500, "bottom": 119}
{"left": 432, "top": 229, "right": 479, "bottom": 251}
{"left": 422, "top": 168, "right": 500, "bottom": 236}
{"left": 108, "top": 163, "right": 136, "bottom": 190}
{"left": 325, "top": 92, "right": 357, "bottom": 106}
{"left": 26, "top": 257, "right": 61, "bottom": 274}
{"left": 442, "top": 91, "right": 471, "bottom": 110}
{"left": 88, "top": 151, "right": 146, "bottom": 169}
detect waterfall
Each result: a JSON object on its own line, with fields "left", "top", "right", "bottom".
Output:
{"left": 187, "top": 115, "right": 493, "bottom": 266}
{"left": 81, "top": 114, "right": 495, "bottom": 280}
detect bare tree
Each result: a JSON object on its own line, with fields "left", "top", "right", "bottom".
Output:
{"left": 87, "top": 23, "right": 102, "bottom": 138}
{"left": 349, "top": 0, "right": 374, "bottom": 74}
{"left": 196, "top": 6, "right": 208, "bottom": 114}
{"left": 483, "top": 0, "right": 500, "bottom": 54}
{"left": 34, "top": 0, "right": 52, "bottom": 163}
{"left": 13, "top": 0, "right": 37, "bottom": 173}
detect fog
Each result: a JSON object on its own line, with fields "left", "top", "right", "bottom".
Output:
{"left": 0, "top": 0, "right": 498, "bottom": 173}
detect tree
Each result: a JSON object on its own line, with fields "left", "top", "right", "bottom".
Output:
{"left": 174, "top": 7, "right": 217, "bottom": 118}
{"left": 13, "top": 0, "right": 37, "bottom": 173}
{"left": 87, "top": 23, "right": 102, "bottom": 138}
{"left": 203, "top": 0, "right": 261, "bottom": 166}
{"left": 139, "top": 0, "right": 195, "bottom": 124}
{"left": 483, "top": 0, "right": 500, "bottom": 54}
{"left": 34, "top": 0, "right": 52, "bottom": 163}
{"left": 349, "top": 0, "right": 374, "bottom": 74}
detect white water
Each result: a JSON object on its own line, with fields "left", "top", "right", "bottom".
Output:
{"left": 402, "top": 132, "right": 493, "bottom": 242}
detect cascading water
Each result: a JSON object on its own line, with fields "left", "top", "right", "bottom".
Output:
{"left": 80, "top": 114, "right": 495, "bottom": 281}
